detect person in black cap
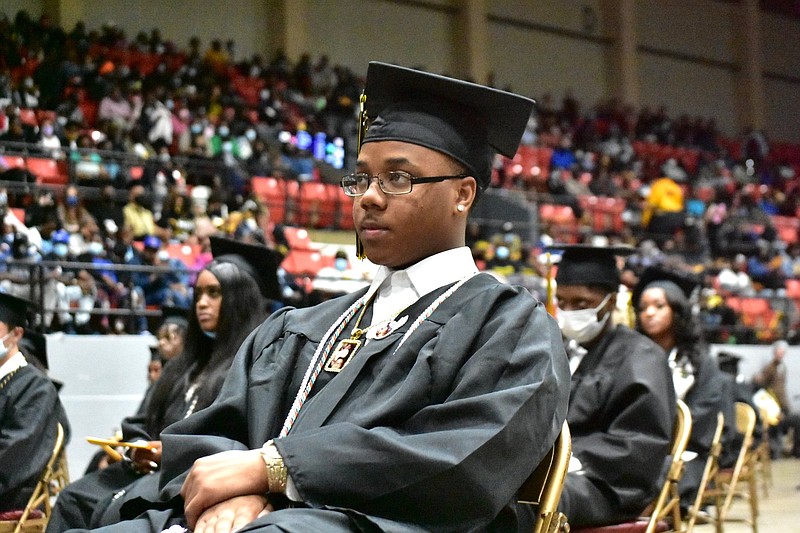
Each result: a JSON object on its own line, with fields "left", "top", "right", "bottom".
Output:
{"left": 77, "top": 62, "right": 568, "bottom": 533}
{"left": 634, "top": 265, "right": 737, "bottom": 512}
{"left": 47, "top": 237, "right": 279, "bottom": 532}
{"left": 550, "top": 244, "right": 677, "bottom": 528}
{"left": 0, "top": 292, "right": 71, "bottom": 511}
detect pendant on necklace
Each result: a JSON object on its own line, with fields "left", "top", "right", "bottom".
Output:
{"left": 366, "top": 315, "right": 408, "bottom": 340}
{"left": 324, "top": 338, "right": 362, "bottom": 373}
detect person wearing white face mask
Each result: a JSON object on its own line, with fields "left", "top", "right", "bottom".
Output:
{"left": 550, "top": 244, "right": 676, "bottom": 528}
{"left": 0, "top": 292, "right": 71, "bottom": 510}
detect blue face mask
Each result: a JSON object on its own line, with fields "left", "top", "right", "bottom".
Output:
{"left": 88, "top": 242, "right": 104, "bottom": 256}
{"left": 334, "top": 258, "right": 348, "bottom": 271}
{"left": 66, "top": 195, "right": 79, "bottom": 207}
{"left": 41, "top": 240, "right": 53, "bottom": 255}
{"left": 54, "top": 243, "right": 69, "bottom": 258}
{"left": 495, "top": 246, "right": 510, "bottom": 260}
{"left": 202, "top": 330, "right": 217, "bottom": 339}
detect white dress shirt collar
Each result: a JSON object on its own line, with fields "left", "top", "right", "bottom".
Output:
{"left": 0, "top": 351, "right": 27, "bottom": 379}
{"left": 365, "top": 247, "right": 478, "bottom": 325}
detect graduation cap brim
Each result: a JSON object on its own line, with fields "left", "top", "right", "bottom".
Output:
{"left": 362, "top": 62, "right": 535, "bottom": 187}
{"left": 209, "top": 236, "right": 282, "bottom": 301}
{"left": 546, "top": 244, "right": 636, "bottom": 290}
{"left": 633, "top": 265, "right": 701, "bottom": 306}
{"left": 0, "top": 292, "right": 37, "bottom": 328}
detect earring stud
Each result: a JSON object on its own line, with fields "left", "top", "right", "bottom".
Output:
{"left": 457, "top": 205, "right": 465, "bottom": 212}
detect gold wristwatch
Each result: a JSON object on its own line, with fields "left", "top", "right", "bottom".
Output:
{"left": 260, "top": 440, "right": 288, "bottom": 494}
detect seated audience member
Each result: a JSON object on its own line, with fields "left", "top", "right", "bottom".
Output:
{"left": 123, "top": 184, "right": 164, "bottom": 241}
{"left": 552, "top": 244, "right": 676, "bottom": 528}
{"left": 46, "top": 237, "right": 279, "bottom": 532}
{"left": 57, "top": 185, "right": 96, "bottom": 234}
{"left": 634, "top": 266, "right": 736, "bottom": 511}
{"left": 642, "top": 175, "right": 685, "bottom": 244}
{"left": 0, "top": 293, "right": 71, "bottom": 510}
{"left": 77, "top": 62, "right": 569, "bottom": 533}
{"left": 752, "top": 340, "right": 800, "bottom": 458}
{"left": 127, "top": 235, "right": 191, "bottom": 309}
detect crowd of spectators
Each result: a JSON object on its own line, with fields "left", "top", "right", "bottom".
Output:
{"left": 0, "top": 9, "right": 799, "bottom": 343}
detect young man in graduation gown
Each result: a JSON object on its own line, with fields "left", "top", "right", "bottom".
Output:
{"left": 81, "top": 62, "right": 570, "bottom": 533}
{"left": 551, "top": 245, "right": 676, "bottom": 528}
{"left": 0, "top": 293, "right": 71, "bottom": 511}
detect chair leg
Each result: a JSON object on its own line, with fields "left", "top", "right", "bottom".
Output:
{"left": 749, "top": 473, "right": 759, "bottom": 533}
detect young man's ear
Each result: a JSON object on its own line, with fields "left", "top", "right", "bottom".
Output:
{"left": 457, "top": 176, "right": 477, "bottom": 211}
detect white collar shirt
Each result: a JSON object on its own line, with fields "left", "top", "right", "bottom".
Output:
{"left": 365, "top": 247, "right": 479, "bottom": 326}
{"left": 0, "top": 351, "right": 27, "bottom": 379}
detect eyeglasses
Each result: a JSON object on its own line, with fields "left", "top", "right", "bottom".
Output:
{"left": 340, "top": 171, "right": 467, "bottom": 197}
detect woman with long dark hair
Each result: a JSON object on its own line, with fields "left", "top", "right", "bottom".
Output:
{"left": 635, "top": 266, "right": 735, "bottom": 513}
{"left": 47, "top": 237, "right": 279, "bottom": 532}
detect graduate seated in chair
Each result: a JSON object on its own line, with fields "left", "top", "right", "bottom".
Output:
{"left": 634, "top": 266, "right": 737, "bottom": 512}
{"left": 0, "top": 293, "right": 71, "bottom": 512}
{"left": 73, "top": 62, "right": 570, "bottom": 533}
{"left": 550, "top": 245, "right": 677, "bottom": 528}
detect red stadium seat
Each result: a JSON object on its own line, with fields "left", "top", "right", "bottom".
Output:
{"left": 27, "top": 157, "right": 68, "bottom": 185}
{"left": 335, "top": 187, "right": 355, "bottom": 230}
{"left": 9, "top": 207, "right": 25, "bottom": 222}
{"left": 251, "top": 176, "right": 290, "bottom": 225}
{"left": 165, "top": 242, "right": 201, "bottom": 269}
{"left": 1, "top": 155, "right": 26, "bottom": 170}
{"left": 539, "top": 203, "right": 580, "bottom": 243}
{"left": 578, "top": 195, "right": 625, "bottom": 235}
{"left": 297, "top": 182, "right": 336, "bottom": 229}
{"left": 282, "top": 226, "right": 314, "bottom": 250}
{"left": 771, "top": 215, "right": 799, "bottom": 245}
{"left": 19, "top": 108, "right": 38, "bottom": 127}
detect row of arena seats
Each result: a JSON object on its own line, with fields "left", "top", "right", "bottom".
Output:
{"left": 538, "top": 195, "right": 626, "bottom": 243}
{"left": 1, "top": 153, "right": 70, "bottom": 185}
{"left": 250, "top": 176, "right": 355, "bottom": 230}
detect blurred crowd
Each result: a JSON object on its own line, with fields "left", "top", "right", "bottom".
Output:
{"left": 0, "top": 9, "right": 799, "bottom": 343}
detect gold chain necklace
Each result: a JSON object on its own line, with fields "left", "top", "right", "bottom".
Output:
{"left": 323, "top": 292, "right": 409, "bottom": 373}
{"left": 0, "top": 368, "right": 21, "bottom": 390}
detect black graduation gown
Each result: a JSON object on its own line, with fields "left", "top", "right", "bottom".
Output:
{"left": 558, "top": 326, "right": 676, "bottom": 528}
{"left": 47, "top": 368, "right": 198, "bottom": 532}
{"left": 677, "top": 352, "right": 736, "bottom": 507}
{"left": 91, "top": 273, "right": 571, "bottom": 532}
{"left": 0, "top": 363, "right": 71, "bottom": 511}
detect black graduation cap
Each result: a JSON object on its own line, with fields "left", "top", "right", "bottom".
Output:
{"left": 159, "top": 305, "right": 190, "bottom": 330}
{"left": 548, "top": 244, "right": 636, "bottom": 291}
{"left": 18, "top": 331, "right": 64, "bottom": 391}
{"left": 632, "top": 265, "right": 701, "bottom": 308}
{"left": 0, "top": 292, "right": 36, "bottom": 328}
{"left": 209, "top": 236, "right": 282, "bottom": 300}
{"left": 19, "top": 330, "right": 47, "bottom": 369}
{"left": 149, "top": 345, "right": 163, "bottom": 362}
{"left": 361, "top": 62, "right": 535, "bottom": 189}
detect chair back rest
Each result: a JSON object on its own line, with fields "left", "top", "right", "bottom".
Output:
{"left": 9, "top": 423, "right": 65, "bottom": 533}
{"left": 644, "top": 399, "right": 693, "bottom": 533}
{"left": 714, "top": 402, "right": 758, "bottom": 520}
{"left": 518, "top": 421, "right": 572, "bottom": 533}
{"left": 685, "top": 411, "right": 725, "bottom": 533}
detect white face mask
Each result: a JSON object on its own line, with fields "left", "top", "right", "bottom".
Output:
{"left": 557, "top": 293, "right": 613, "bottom": 344}
{"left": 0, "top": 333, "right": 12, "bottom": 359}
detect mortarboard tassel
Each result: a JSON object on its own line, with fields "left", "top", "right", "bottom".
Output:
{"left": 545, "top": 252, "right": 556, "bottom": 317}
{"left": 355, "top": 91, "right": 368, "bottom": 261}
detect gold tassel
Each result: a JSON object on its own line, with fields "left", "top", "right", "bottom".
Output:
{"left": 356, "top": 234, "right": 365, "bottom": 260}
{"left": 354, "top": 91, "right": 369, "bottom": 261}
{"left": 627, "top": 290, "right": 635, "bottom": 328}
{"left": 545, "top": 252, "right": 556, "bottom": 317}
